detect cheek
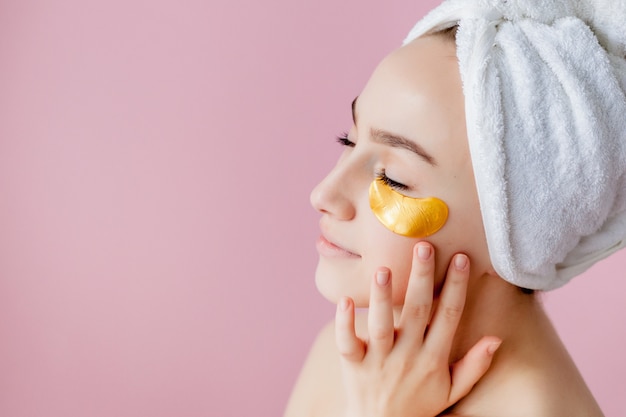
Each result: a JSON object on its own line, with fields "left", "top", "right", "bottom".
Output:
{"left": 362, "top": 231, "right": 417, "bottom": 306}
{"left": 427, "top": 200, "right": 491, "bottom": 281}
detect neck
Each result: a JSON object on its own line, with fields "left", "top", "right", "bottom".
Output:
{"left": 390, "top": 271, "right": 547, "bottom": 362}
{"left": 449, "top": 272, "right": 542, "bottom": 363}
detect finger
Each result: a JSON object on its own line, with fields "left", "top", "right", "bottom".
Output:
{"left": 448, "top": 336, "right": 502, "bottom": 403}
{"left": 335, "top": 296, "right": 366, "bottom": 362}
{"left": 423, "top": 253, "right": 470, "bottom": 360}
{"left": 397, "top": 242, "right": 435, "bottom": 347}
{"left": 367, "top": 268, "right": 395, "bottom": 358}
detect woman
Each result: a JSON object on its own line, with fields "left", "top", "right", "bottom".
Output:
{"left": 285, "top": 0, "right": 625, "bottom": 415}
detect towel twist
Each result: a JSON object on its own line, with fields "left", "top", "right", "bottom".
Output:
{"left": 404, "top": 0, "right": 626, "bottom": 290}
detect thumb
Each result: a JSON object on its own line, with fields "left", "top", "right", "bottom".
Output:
{"left": 448, "top": 336, "right": 502, "bottom": 404}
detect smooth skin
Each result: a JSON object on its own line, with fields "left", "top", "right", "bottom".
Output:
{"left": 285, "top": 244, "right": 604, "bottom": 417}
{"left": 285, "top": 34, "right": 604, "bottom": 417}
{"left": 336, "top": 243, "right": 501, "bottom": 417}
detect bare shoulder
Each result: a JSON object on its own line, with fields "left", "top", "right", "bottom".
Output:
{"left": 283, "top": 318, "right": 345, "bottom": 417}
{"left": 449, "top": 344, "right": 605, "bottom": 417}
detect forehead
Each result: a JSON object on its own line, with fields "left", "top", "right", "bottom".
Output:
{"left": 355, "top": 35, "right": 467, "bottom": 164}
{"left": 373, "top": 35, "right": 460, "bottom": 98}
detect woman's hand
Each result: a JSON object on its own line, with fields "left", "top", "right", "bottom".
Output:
{"left": 335, "top": 242, "right": 502, "bottom": 417}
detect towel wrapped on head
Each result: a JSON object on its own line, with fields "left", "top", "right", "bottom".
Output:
{"left": 403, "top": 0, "right": 626, "bottom": 290}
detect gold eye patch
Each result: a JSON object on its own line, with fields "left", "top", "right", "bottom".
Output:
{"left": 369, "top": 178, "right": 449, "bottom": 238}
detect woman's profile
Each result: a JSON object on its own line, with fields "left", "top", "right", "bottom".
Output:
{"left": 285, "top": 0, "right": 625, "bottom": 416}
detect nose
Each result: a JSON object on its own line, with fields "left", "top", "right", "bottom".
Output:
{"left": 310, "top": 166, "right": 357, "bottom": 221}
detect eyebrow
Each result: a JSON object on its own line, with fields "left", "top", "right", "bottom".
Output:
{"left": 351, "top": 96, "right": 437, "bottom": 166}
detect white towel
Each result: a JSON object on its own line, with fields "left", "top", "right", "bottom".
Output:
{"left": 403, "top": 0, "right": 626, "bottom": 290}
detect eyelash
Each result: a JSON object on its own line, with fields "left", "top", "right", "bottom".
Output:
{"left": 335, "top": 132, "right": 409, "bottom": 191}
{"left": 376, "top": 169, "right": 409, "bottom": 191}
{"left": 336, "top": 132, "right": 355, "bottom": 147}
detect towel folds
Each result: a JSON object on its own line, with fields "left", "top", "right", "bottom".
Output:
{"left": 404, "top": 0, "right": 626, "bottom": 290}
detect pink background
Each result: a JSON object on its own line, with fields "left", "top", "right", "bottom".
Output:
{"left": 0, "top": 0, "right": 624, "bottom": 416}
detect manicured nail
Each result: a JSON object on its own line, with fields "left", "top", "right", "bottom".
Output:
{"left": 376, "top": 269, "right": 390, "bottom": 286}
{"left": 339, "top": 297, "right": 350, "bottom": 311}
{"left": 454, "top": 254, "right": 468, "bottom": 270}
{"left": 487, "top": 341, "right": 502, "bottom": 356}
{"left": 417, "top": 244, "right": 431, "bottom": 260}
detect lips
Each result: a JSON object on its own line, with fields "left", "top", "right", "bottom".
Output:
{"left": 316, "top": 234, "right": 361, "bottom": 259}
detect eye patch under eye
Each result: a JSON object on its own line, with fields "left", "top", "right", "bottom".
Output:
{"left": 368, "top": 178, "right": 449, "bottom": 238}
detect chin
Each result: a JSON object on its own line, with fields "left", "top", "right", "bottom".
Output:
{"left": 314, "top": 263, "right": 370, "bottom": 307}
{"left": 314, "top": 266, "right": 340, "bottom": 304}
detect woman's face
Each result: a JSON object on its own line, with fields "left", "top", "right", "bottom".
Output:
{"left": 310, "top": 35, "right": 493, "bottom": 307}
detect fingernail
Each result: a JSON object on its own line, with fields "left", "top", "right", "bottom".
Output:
{"left": 487, "top": 341, "right": 502, "bottom": 356}
{"left": 339, "top": 297, "right": 350, "bottom": 311}
{"left": 376, "top": 269, "right": 390, "bottom": 286}
{"left": 454, "top": 254, "right": 468, "bottom": 270}
{"left": 417, "top": 244, "right": 431, "bottom": 260}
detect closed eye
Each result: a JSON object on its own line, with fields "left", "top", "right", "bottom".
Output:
{"left": 336, "top": 132, "right": 355, "bottom": 148}
{"left": 376, "top": 169, "right": 409, "bottom": 191}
